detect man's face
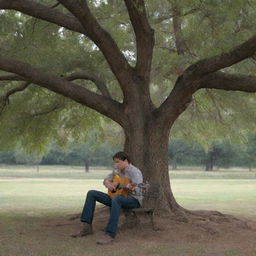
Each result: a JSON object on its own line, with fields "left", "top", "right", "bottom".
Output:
{"left": 113, "top": 158, "right": 129, "bottom": 171}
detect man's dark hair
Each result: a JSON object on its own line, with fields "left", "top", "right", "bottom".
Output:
{"left": 112, "top": 151, "right": 130, "bottom": 163}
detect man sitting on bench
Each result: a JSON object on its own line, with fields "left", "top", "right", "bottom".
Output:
{"left": 71, "top": 151, "right": 143, "bottom": 245}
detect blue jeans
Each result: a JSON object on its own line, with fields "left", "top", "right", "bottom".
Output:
{"left": 80, "top": 190, "right": 140, "bottom": 237}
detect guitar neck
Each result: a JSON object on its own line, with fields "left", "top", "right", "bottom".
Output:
{"left": 116, "top": 183, "right": 137, "bottom": 189}
{"left": 116, "top": 183, "right": 127, "bottom": 189}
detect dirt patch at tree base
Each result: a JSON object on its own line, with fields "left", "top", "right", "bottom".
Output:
{"left": 38, "top": 207, "right": 256, "bottom": 256}
{"left": 1, "top": 208, "right": 255, "bottom": 255}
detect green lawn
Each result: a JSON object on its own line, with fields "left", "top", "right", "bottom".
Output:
{"left": 0, "top": 164, "right": 255, "bottom": 179}
{"left": 0, "top": 179, "right": 103, "bottom": 217}
{"left": 172, "top": 179, "right": 256, "bottom": 218}
{"left": 0, "top": 166, "right": 255, "bottom": 218}
{"left": 0, "top": 165, "right": 111, "bottom": 179}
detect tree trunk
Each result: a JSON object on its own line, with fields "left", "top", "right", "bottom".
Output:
{"left": 205, "top": 158, "right": 214, "bottom": 171}
{"left": 84, "top": 159, "right": 89, "bottom": 173}
{"left": 249, "top": 163, "right": 252, "bottom": 172}
{"left": 123, "top": 121, "right": 185, "bottom": 216}
{"left": 171, "top": 158, "right": 178, "bottom": 170}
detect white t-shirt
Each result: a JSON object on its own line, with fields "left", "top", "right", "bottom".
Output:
{"left": 104, "top": 164, "right": 143, "bottom": 205}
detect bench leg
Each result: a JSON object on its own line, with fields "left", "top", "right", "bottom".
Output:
{"left": 123, "top": 209, "right": 158, "bottom": 231}
{"left": 123, "top": 210, "right": 139, "bottom": 229}
{"left": 148, "top": 210, "right": 158, "bottom": 231}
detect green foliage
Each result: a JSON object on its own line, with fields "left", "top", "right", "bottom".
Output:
{"left": 0, "top": 151, "right": 15, "bottom": 164}
{"left": 1, "top": 1, "right": 256, "bottom": 154}
{"left": 235, "top": 133, "right": 256, "bottom": 169}
{"left": 0, "top": 85, "right": 103, "bottom": 154}
{"left": 41, "top": 136, "right": 120, "bottom": 167}
{"left": 171, "top": 89, "right": 256, "bottom": 148}
{"left": 0, "top": 6, "right": 127, "bottom": 155}
{"left": 205, "top": 140, "right": 237, "bottom": 169}
{"left": 168, "top": 135, "right": 256, "bottom": 170}
{"left": 168, "top": 139, "right": 205, "bottom": 168}
{"left": 13, "top": 148, "right": 42, "bottom": 164}
{"left": 148, "top": 0, "right": 256, "bottom": 144}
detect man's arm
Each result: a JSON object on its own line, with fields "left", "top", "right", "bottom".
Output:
{"left": 103, "top": 172, "right": 116, "bottom": 191}
{"left": 127, "top": 167, "right": 143, "bottom": 191}
{"left": 103, "top": 179, "right": 115, "bottom": 190}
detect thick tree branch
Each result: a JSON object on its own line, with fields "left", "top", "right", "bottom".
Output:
{"left": 58, "top": 0, "right": 134, "bottom": 96}
{"left": 0, "top": 0, "right": 86, "bottom": 34}
{"left": 0, "top": 74, "right": 26, "bottom": 81}
{"left": 124, "top": 0, "right": 155, "bottom": 83}
{"left": 0, "top": 81, "right": 30, "bottom": 113}
{"left": 199, "top": 72, "right": 256, "bottom": 92}
{"left": 155, "top": 71, "right": 256, "bottom": 129}
{"left": 0, "top": 72, "right": 111, "bottom": 98}
{"left": 0, "top": 55, "right": 125, "bottom": 126}
{"left": 184, "top": 34, "right": 256, "bottom": 79}
{"left": 66, "top": 72, "right": 111, "bottom": 98}
{"left": 153, "top": 76, "right": 196, "bottom": 129}
{"left": 155, "top": 34, "right": 256, "bottom": 127}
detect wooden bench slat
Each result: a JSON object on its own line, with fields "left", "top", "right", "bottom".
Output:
{"left": 130, "top": 208, "right": 154, "bottom": 213}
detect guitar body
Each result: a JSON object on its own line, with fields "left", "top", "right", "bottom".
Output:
{"left": 107, "top": 174, "right": 131, "bottom": 197}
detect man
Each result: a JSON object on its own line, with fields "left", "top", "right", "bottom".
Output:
{"left": 71, "top": 151, "right": 143, "bottom": 245}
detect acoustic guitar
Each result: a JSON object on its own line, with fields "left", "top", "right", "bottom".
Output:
{"left": 107, "top": 174, "right": 135, "bottom": 197}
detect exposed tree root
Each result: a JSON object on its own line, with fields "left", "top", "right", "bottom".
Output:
{"left": 171, "top": 207, "right": 254, "bottom": 236}
{"left": 65, "top": 205, "right": 254, "bottom": 236}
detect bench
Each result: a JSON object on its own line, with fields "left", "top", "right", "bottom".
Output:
{"left": 123, "top": 182, "right": 160, "bottom": 231}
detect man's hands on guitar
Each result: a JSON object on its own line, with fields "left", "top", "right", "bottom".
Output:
{"left": 126, "top": 183, "right": 137, "bottom": 191}
{"left": 104, "top": 180, "right": 116, "bottom": 191}
{"left": 104, "top": 179, "right": 137, "bottom": 192}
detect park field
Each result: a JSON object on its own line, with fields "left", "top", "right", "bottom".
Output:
{"left": 0, "top": 166, "right": 256, "bottom": 256}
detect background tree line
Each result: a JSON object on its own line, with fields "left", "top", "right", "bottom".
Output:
{"left": 1, "top": 134, "right": 256, "bottom": 172}
{"left": 169, "top": 135, "right": 256, "bottom": 171}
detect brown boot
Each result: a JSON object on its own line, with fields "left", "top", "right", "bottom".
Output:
{"left": 96, "top": 233, "right": 114, "bottom": 245}
{"left": 70, "top": 223, "right": 93, "bottom": 238}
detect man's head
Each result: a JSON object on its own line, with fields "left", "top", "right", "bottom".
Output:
{"left": 112, "top": 151, "right": 130, "bottom": 171}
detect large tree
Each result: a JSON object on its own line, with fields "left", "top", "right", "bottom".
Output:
{"left": 0, "top": 0, "right": 256, "bottom": 216}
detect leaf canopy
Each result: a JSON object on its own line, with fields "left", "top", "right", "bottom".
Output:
{"left": 1, "top": 0, "right": 256, "bottom": 152}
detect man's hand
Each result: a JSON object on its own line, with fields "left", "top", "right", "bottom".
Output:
{"left": 104, "top": 180, "right": 116, "bottom": 191}
{"left": 126, "top": 183, "right": 137, "bottom": 191}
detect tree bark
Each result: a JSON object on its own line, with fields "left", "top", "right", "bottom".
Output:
{"left": 171, "top": 158, "right": 178, "bottom": 170}
{"left": 205, "top": 159, "right": 214, "bottom": 171}
{"left": 122, "top": 115, "right": 184, "bottom": 215}
{"left": 84, "top": 160, "right": 89, "bottom": 173}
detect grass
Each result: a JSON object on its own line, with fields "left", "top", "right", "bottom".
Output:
{"left": 0, "top": 164, "right": 256, "bottom": 179}
{"left": 169, "top": 168, "right": 256, "bottom": 179}
{"left": 0, "top": 166, "right": 255, "bottom": 218}
{"left": 172, "top": 179, "right": 256, "bottom": 218}
{"left": 0, "top": 179, "right": 103, "bottom": 217}
{"left": 0, "top": 165, "right": 111, "bottom": 179}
